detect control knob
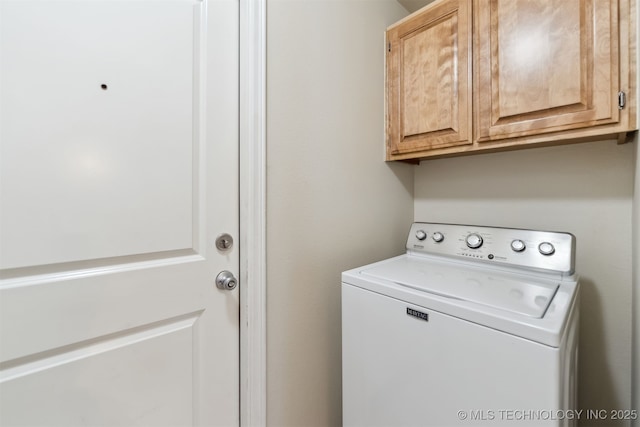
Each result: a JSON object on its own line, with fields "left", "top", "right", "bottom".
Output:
{"left": 538, "top": 242, "right": 555, "bottom": 256}
{"left": 415, "top": 230, "right": 427, "bottom": 241}
{"left": 510, "top": 239, "right": 526, "bottom": 252}
{"left": 466, "top": 233, "right": 483, "bottom": 249}
{"left": 432, "top": 232, "right": 444, "bottom": 243}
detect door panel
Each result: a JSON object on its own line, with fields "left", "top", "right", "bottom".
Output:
{"left": 0, "top": 0, "right": 239, "bottom": 425}
{"left": 475, "top": 0, "right": 619, "bottom": 142}
{"left": 386, "top": 0, "right": 472, "bottom": 157}
{"left": 495, "top": 0, "right": 583, "bottom": 117}
{"left": 1, "top": 1, "right": 196, "bottom": 269}
{"left": 2, "top": 315, "right": 195, "bottom": 426}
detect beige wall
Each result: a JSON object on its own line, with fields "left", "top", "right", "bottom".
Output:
{"left": 633, "top": 138, "right": 639, "bottom": 427}
{"left": 414, "top": 140, "right": 636, "bottom": 425}
{"left": 266, "top": 1, "right": 413, "bottom": 425}
{"left": 631, "top": 0, "right": 640, "bottom": 421}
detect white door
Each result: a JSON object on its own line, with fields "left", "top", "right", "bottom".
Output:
{"left": 0, "top": 0, "right": 239, "bottom": 425}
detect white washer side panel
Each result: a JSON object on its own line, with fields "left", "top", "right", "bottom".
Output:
{"left": 342, "top": 284, "right": 566, "bottom": 427}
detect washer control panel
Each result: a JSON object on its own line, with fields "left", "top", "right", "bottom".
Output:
{"left": 407, "top": 222, "right": 575, "bottom": 274}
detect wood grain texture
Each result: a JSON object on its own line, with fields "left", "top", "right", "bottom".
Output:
{"left": 387, "top": 0, "right": 636, "bottom": 162}
{"left": 475, "top": 0, "right": 618, "bottom": 141}
{"left": 386, "top": 0, "right": 472, "bottom": 158}
{"left": 402, "top": 14, "right": 456, "bottom": 137}
{"left": 495, "top": 0, "right": 582, "bottom": 118}
{"left": 387, "top": 0, "right": 638, "bottom": 161}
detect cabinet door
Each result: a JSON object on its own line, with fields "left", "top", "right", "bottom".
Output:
{"left": 475, "top": 0, "right": 620, "bottom": 142}
{"left": 386, "top": 0, "right": 471, "bottom": 159}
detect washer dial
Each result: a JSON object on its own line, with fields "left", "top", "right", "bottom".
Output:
{"left": 538, "top": 242, "right": 555, "bottom": 256}
{"left": 432, "top": 232, "right": 444, "bottom": 243}
{"left": 415, "top": 230, "right": 427, "bottom": 241}
{"left": 466, "top": 233, "right": 483, "bottom": 249}
{"left": 511, "top": 239, "right": 526, "bottom": 252}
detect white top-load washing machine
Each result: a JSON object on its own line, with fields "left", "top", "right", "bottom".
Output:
{"left": 342, "top": 222, "right": 580, "bottom": 427}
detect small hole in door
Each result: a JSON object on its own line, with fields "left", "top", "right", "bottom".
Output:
{"left": 101, "top": 84, "right": 108, "bottom": 90}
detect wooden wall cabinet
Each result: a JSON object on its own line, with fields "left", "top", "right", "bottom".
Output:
{"left": 386, "top": 0, "right": 472, "bottom": 157}
{"left": 386, "top": 0, "right": 637, "bottom": 162}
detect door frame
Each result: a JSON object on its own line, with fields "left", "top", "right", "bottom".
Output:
{"left": 239, "top": 0, "right": 267, "bottom": 425}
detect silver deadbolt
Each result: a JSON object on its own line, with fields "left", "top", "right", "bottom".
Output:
{"left": 215, "top": 233, "right": 234, "bottom": 251}
{"left": 216, "top": 270, "right": 238, "bottom": 291}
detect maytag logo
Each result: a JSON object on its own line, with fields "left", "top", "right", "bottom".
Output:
{"left": 406, "top": 307, "right": 429, "bottom": 322}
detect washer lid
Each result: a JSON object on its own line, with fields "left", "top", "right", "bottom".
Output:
{"left": 360, "top": 256, "right": 559, "bottom": 318}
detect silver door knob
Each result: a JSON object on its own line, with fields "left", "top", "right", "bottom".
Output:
{"left": 216, "top": 270, "right": 238, "bottom": 290}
